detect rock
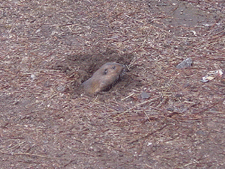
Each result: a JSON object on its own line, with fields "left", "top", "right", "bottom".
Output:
{"left": 57, "top": 85, "right": 66, "bottom": 92}
{"left": 176, "top": 58, "right": 192, "bottom": 69}
{"left": 140, "top": 92, "right": 150, "bottom": 99}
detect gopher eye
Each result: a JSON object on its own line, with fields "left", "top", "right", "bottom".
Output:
{"left": 103, "top": 69, "right": 108, "bottom": 75}
{"left": 112, "top": 66, "right": 116, "bottom": 69}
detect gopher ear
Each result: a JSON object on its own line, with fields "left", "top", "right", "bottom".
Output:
{"left": 103, "top": 69, "right": 108, "bottom": 75}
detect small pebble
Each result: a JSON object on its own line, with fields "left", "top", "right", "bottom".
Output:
{"left": 176, "top": 58, "right": 192, "bottom": 69}
{"left": 140, "top": 92, "right": 150, "bottom": 99}
{"left": 44, "top": 81, "right": 51, "bottom": 87}
{"left": 31, "top": 74, "right": 35, "bottom": 80}
{"left": 57, "top": 85, "right": 66, "bottom": 92}
{"left": 220, "top": 70, "right": 225, "bottom": 84}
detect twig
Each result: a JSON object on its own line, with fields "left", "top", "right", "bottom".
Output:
{"left": 121, "top": 92, "right": 135, "bottom": 101}
{"left": 0, "top": 151, "right": 53, "bottom": 159}
{"left": 129, "top": 123, "right": 171, "bottom": 144}
{"left": 114, "top": 96, "right": 161, "bottom": 118}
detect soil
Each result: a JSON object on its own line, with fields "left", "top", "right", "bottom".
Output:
{"left": 1, "top": 0, "right": 225, "bottom": 168}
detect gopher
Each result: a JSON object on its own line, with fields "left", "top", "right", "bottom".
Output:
{"left": 82, "top": 62, "right": 125, "bottom": 94}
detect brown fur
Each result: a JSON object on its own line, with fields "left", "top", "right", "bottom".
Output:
{"left": 82, "top": 62, "right": 124, "bottom": 94}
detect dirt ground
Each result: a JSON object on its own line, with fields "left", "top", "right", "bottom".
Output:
{"left": 1, "top": 0, "right": 225, "bottom": 168}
